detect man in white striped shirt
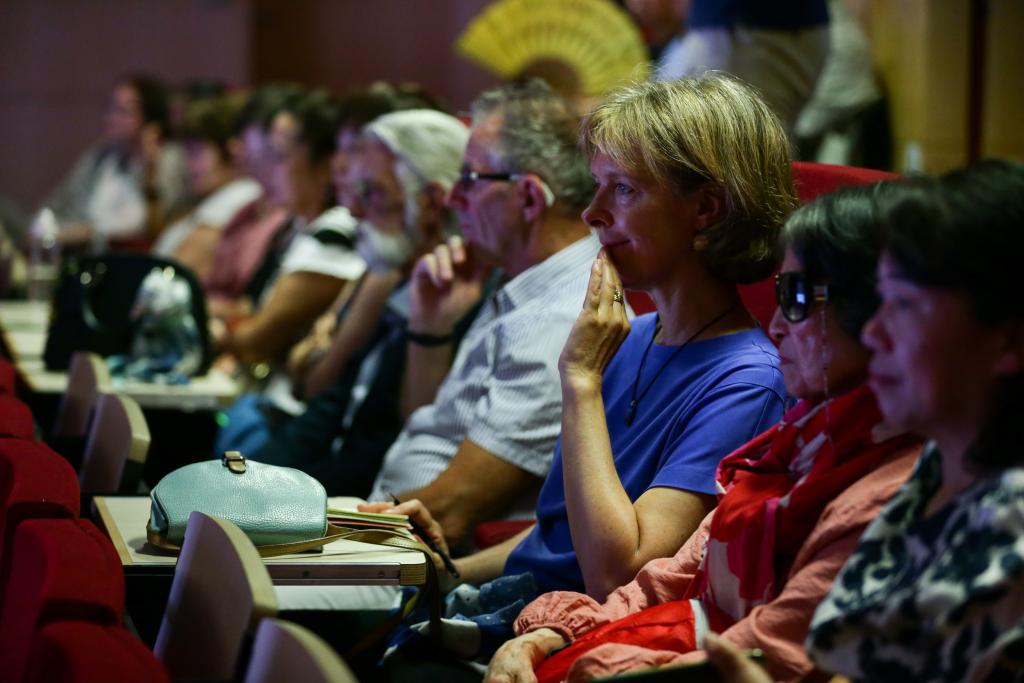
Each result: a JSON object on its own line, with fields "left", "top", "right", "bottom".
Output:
{"left": 366, "top": 80, "right": 600, "bottom": 545}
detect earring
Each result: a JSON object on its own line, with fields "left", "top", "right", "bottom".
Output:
{"left": 693, "top": 234, "right": 709, "bottom": 252}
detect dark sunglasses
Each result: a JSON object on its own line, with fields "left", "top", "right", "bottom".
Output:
{"left": 775, "top": 271, "right": 830, "bottom": 323}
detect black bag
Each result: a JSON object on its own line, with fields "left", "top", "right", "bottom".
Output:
{"left": 43, "top": 252, "right": 212, "bottom": 374}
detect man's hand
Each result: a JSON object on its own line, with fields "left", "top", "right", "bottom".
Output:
{"left": 358, "top": 498, "right": 460, "bottom": 592}
{"left": 485, "top": 628, "right": 566, "bottom": 683}
{"left": 409, "top": 235, "right": 488, "bottom": 335}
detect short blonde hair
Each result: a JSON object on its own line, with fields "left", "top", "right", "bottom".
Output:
{"left": 581, "top": 75, "right": 798, "bottom": 283}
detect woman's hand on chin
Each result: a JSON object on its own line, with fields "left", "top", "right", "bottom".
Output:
{"left": 559, "top": 252, "right": 631, "bottom": 394}
{"left": 485, "top": 628, "right": 567, "bottom": 683}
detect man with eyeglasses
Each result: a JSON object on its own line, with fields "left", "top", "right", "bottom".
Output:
{"left": 362, "top": 80, "right": 600, "bottom": 547}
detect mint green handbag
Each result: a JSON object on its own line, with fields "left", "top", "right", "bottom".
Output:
{"left": 147, "top": 452, "right": 329, "bottom": 549}
{"left": 147, "top": 452, "right": 428, "bottom": 559}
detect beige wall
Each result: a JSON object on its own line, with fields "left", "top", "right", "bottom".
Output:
{"left": 869, "top": 0, "right": 1023, "bottom": 173}
{"left": 869, "top": 0, "right": 970, "bottom": 173}
{"left": 983, "top": 0, "right": 1024, "bottom": 160}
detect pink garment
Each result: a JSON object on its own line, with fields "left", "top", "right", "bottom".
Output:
{"left": 204, "top": 200, "right": 288, "bottom": 302}
{"left": 514, "top": 445, "right": 920, "bottom": 683}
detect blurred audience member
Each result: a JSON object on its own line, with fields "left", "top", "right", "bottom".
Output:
{"left": 45, "top": 75, "right": 189, "bottom": 250}
{"left": 213, "top": 89, "right": 364, "bottom": 368}
{"left": 795, "top": 0, "right": 889, "bottom": 168}
{"left": 203, "top": 84, "right": 303, "bottom": 301}
{"left": 167, "top": 78, "right": 227, "bottom": 139}
{"left": 152, "top": 96, "right": 262, "bottom": 279}
{"left": 625, "top": 0, "right": 690, "bottom": 62}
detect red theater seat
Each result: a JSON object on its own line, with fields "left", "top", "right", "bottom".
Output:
{"left": 0, "top": 440, "right": 80, "bottom": 588}
{"left": 473, "top": 519, "right": 535, "bottom": 550}
{"left": 792, "top": 161, "right": 899, "bottom": 202}
{"left": 25, "top": 621, "right": 169, "bottom": 683}
{"left": 0, "top": 518, "right": 124, "bottom": 683}
{"left": 0, "top": 395, "right": 35, "bottom": 439}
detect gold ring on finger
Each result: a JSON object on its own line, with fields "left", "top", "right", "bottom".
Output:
{"left": 612, "top": 288, "right": 624, "bottom": 304}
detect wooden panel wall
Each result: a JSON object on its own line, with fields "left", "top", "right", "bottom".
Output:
{"left": 869, "top": 0, "right": 1023, "bottom": 173}
{"left": 249, "top": 0, "right": 498, "bottom": 113}
{"left": 982, "top": 0, "right": 1024, "bottom": 160}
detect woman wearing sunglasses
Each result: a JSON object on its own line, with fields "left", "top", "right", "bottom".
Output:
{"left": 485, "top": 183, "right": 922, "bottom": 683}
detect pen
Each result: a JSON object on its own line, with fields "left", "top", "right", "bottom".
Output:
{"left": 388, "top": 492, "right": 461, "bottom": 579}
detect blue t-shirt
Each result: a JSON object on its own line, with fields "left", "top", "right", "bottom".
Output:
{"left": 503, "top": 314, "right": 788, "bottom": 594}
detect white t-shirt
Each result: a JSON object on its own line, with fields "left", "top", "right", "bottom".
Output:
{"left": 152, "top": 177, "right": 262, "bottom": 256}
{"left": 278, "top": 206, "right": 365, "bottom": 281}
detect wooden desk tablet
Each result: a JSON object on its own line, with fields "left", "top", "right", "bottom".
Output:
{"left": 93, "top": 496, "right": 427, "bottom": 586}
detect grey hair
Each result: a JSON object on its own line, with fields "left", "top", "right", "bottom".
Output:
{"left": 471, "top": 79, "right": 594, "bottom": 212}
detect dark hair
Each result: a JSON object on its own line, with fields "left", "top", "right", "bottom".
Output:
{"left": 121, "top": 74, "right": 170, "bottom": 136}
{"left": 780, "top": 182, "right": 894, "bottom": 339}
{"left": 180, "top": 96, "right": 241, "bottom": 160}
{"left": 282, "top": 89, "right": 341, "bottom": 165}
{"left": 880, "top": 159, "right": 1024, "bottom": 469}
{"left": 235, "top": 83, "right": 305, "bottom": 134}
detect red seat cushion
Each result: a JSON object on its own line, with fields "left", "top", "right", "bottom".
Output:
{"left": 0, "top": 518, "right": 124, "bottom": 683}
{"left": 474, "top": 520, "right": 535, "bottom": 550}
{"left": 26, "top": 621, "right": 169, "bottom": 683}
{"left": 792, "top": 161, "right": 899, "bottom": 203}
{"left": 0, "top": 395, "right": 35, "bottom": 439}
{"left": 0, "top": 357, "right": 16, "bottom": 395}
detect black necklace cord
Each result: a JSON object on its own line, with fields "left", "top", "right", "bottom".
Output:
{"left": 625, "top": 300, "right": 742, "bottom": 426}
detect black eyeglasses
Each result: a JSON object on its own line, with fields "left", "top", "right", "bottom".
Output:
{"left": 458, "top": 169, "right": 532, "bottom": 189}
{"left": 457, "top": 168, "right": 556, "bottom": 206}
{"left": 775, "top": 271, "right": 830, "bottom": 322}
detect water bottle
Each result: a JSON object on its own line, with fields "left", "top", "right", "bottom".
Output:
{"left": 27, "top": 207, "right": 61, "bottom": 302}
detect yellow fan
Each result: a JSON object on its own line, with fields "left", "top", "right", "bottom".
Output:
{"left": 456, "top": 0, "right": 650, "bottom": 97}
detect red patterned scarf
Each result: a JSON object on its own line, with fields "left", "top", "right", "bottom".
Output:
{"left": 685, "top": 384, "right": 916, "bottom": 631}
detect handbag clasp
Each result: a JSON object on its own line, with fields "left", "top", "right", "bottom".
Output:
{"left": 222, "top": 451, "right": 247, "bottom": 474}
